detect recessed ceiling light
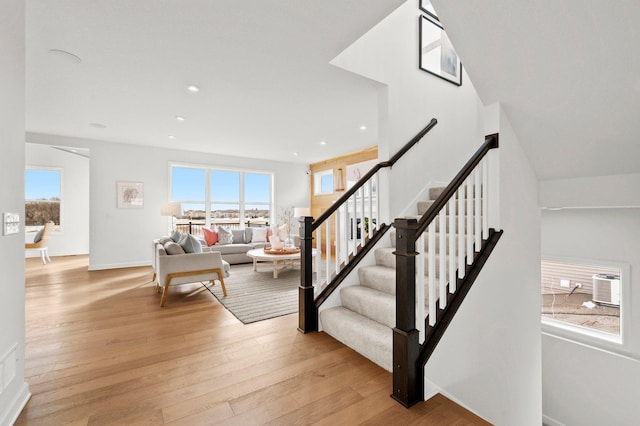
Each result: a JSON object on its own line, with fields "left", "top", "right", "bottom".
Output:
{"left": 293, "top": 152, "right": 298, "bottom": 156}
{"left": 186, "top": 85, "right": 200, "bottom": 93}
{"left": 48, "top": 49, "right": 82, "bottom": 64}
{"left": 320, "top": 140, "right": 327, "bottom": 145}
{"left": 175, "top": 116, "right": 185, "bottom": 122}
{"left": 359, "top": 125, "right": 368, "bottom": 131}
{"left": 89, "top": 122, "right": 106, "bottom": 128}
{"left": 168, "top": 135, "right": 176, "bottom": 139}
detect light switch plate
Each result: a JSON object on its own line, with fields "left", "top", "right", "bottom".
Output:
{"left": 3, "top": 213, "right": 20, "bottom": 235}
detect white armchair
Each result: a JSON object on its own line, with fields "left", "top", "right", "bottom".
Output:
{"left": 154, "top": 242, "right": 230, "bottom": 307}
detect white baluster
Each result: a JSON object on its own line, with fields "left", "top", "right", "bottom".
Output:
{"left": 360, "top": 187, "right": 365, "bottom": 248}
{"left": 325, "top": 218, "right": 331, "bottom": 281}
{"left": 448, "top": 198, "right": 456, "bottom": 293}
{"left": 416, "top": 232, "right": 426, "bottom": 342}
{"left": 458, "top": 186, "right": 466, "bottom": 279}
{"left": 343, "top": 203, "right": 349, "bottom": 267}
{"left": 334, "top": 209, "right": 340, "bottom": 275}
{"left": 428, "top": 222, "right": 436, "bottom": 326}
{"left": 315, "top": 222, "right": 322, "bottom": 289}
{"left": 482, "top": 157, "right": 489, "bottom": 239}
{"left": 474, "top": 167, "right": 481, "bottom": 250}
{"left": 438, "top": 212, "right": 446, "bottom": 309}
{"left": 466, "top": 178, "right": 473, "bottom": 265}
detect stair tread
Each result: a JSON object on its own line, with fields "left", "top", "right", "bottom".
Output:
{"left": 358, "top": 265, "right": 396, "bottom": 294}
{"left": 320, "top": 306, "right": 392, "bottom": 372}
{"left": 341, "top": 285, "right": 395, "bottom": 328}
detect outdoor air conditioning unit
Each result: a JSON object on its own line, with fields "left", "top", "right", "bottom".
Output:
{"left": 592, "top": 274, "right": 621, "bottom": 306}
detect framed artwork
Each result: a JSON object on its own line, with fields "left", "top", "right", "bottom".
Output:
{"left": 116, "top": 181, "right": 144, "bottom": 209}
{"left": 419, "top": 0, "right": 439, "bottom": 21}
{"left": 419, "top": 15, "right": 462, "bottom": 86}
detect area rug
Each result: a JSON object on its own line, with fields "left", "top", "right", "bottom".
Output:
{"left": 203, "top": 263, "right": 301, "bottom": 324}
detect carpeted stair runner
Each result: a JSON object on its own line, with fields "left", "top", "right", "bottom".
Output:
{"left": 321, "top": 185, "right": 466, "bottom": 372}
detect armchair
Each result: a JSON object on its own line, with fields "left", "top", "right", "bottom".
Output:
{"left": 154, "top": 242, "right": 230, "bottom": 307}
{"left": 25, "top": 221, "right": 54, "bottom": 265}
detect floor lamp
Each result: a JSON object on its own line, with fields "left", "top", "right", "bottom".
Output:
{"left": 160, "top": 202, "right": 182, "bottom": 234}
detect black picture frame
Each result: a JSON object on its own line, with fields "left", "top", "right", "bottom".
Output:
{"left": 419, "top": 0, "right": 439, "bottom": 22}
{"left": 419, "top": 15, "right": 462, "bottom": 86}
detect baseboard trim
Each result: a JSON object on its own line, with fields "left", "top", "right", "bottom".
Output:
{"left": 88, "top": 260, "right": 151, "bottom": 271}
{"left": 542, "top": 414, "right": 566, "bottom": 426}
{"left": 0, "top": 382, "right": 31, "bottom": 426}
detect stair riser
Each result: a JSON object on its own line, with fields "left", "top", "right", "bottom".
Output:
{"left": 429, "top": 186, "right": 482, "bottom": 201}
{"left": 341, "top": 286, "right": 395, "bottom": 329}
{"left": 358, "top": 266, "right": 396, "bottom": 294}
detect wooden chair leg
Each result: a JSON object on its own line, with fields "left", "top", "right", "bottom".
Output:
{"left": 160, "top": 277, "right": 172, "bottom": 307}
{"left": 218, "top": 275, "right": 227, "bottom": 297}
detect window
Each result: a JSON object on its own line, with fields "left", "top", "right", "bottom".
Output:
{"left": 314, "top": 169, "right": 333, "bottom": 195}
{"left": 25, "top": 168, "right": 62, "bottom": 232}
{"left": 170, "top": 165, "right": 272, "bottom": 232}
{"left": 541, "top": 257, "right": 629, "bottom": 346}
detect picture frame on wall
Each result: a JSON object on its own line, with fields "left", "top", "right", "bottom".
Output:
{"left": 116, "top": 181, "right": 144, "bottom": 209}
{"left": 419, "top": 0, "right": 439, "bottom": 21}
{"left": 419, "top": 15, "right": 462, "bottom": 86}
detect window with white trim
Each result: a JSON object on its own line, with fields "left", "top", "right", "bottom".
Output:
{"left": 541, "top": 257, "right": 628, "bottom": 345}
{"left": 170, "top": 165, "right": 272, "bottom": 231}
{"left": 25, "top": 168, "right": 62, "bottom": 232}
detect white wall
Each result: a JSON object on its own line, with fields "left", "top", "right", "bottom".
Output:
{"left": 424, "top": 105, "right": 542, "bottom": 425}
{"left": 0, "top": 0, "right": 31, "bottom": 424}
{"left": 332, "top": 1, "right": 486, "bottom": 221}
{"left": 27, "top": 133, "right": 309, "bottom": 270}
{"left": 25, "top": 143, "right": 90, "bottom": 256}
{"left": 541, "top": 206, "right": 640, "bottom": 425}
{"left": 539, "top": 173, "right": 640, "bottom": 208}
{"left": 332, "top": 2, "right": 542, "bottom": 423}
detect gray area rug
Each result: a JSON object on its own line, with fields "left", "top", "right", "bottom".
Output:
{"left": 203, "top": 262, "right": 301, "bottom": 324}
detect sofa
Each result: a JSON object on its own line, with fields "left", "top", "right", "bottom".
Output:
{"left": 196, "top": 227, "right": 267, "bottom": 264}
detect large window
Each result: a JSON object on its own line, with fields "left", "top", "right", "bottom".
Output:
{"left": 170, "top": 165, "right": 272, "bottom": 232}
{"left": 541, "top": 257, "right": 629, "bottom": 346}
{"left": 25, "top": 168, "right": 62, "bottom": 232}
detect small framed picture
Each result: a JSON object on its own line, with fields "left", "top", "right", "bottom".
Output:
{"left": 419, "top": 15, "right": 462, "bottom": 86}
{"left": 116, "top": 181, "right": 144, "bottom": 209}
{"left": 419, "top": 0, "right": 439, "bottom": 21}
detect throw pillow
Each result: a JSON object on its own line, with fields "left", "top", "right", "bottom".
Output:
{"left": 202, "top": 227, "right": 218, "bottom": 246}
{"left": 164, "top": 241, "right": 185, "bottom": 255}
{"left": 158, "top": 236, "right": 172, "bottom": 245}
{"left": 180, "top": 234, "right": 203, "bottom": 253}
{"left": 217, "top": 226, "right": 233, "bottom": 245}
{"left": 231, "top": 229, "right": 245, "bottom": 244}
{"left": 251, "top": 227, "right": 268, "bottom": 243}
{"left": 33, "top": 227, "right": 44, "bottom": 243}
{"left": 170, "top": 229, "right": 182, "bottom": 242}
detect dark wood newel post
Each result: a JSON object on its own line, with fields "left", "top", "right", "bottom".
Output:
{"left": 391, "top": 218, "right": 423, "bottom": 407}
{"left": 298, "top": 216, "right": 317, "bottom": 333}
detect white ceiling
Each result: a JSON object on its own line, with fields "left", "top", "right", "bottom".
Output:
{"left": 26, "top": 0, "right": 404, "bottom": 165}
{"left": 433, "top": 0, "right": 640, "bottom": 181}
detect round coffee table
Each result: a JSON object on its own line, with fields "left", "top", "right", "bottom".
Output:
{"left": 246, "top": 248, "right": 316, "bottom": 278}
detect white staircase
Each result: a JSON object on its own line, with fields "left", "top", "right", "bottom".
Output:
{"left": 319, "top": 186, "right": 458, "bottom": 372}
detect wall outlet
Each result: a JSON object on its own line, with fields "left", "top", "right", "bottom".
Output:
{"left": 560, "top": 279, "right": 571, "bottom": 288}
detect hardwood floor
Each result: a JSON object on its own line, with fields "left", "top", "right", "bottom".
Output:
{"left": 17, "top": 255, "right": 490, "bottom": 425}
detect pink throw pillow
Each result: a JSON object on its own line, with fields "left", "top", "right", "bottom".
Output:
{"left": 202, "top": 227, "right": 218, "bottom": 246}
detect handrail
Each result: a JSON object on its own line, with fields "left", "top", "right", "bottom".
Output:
{"left": 415, "top": 133, "right": 498, "bottom": 237}
{"left": 312, "top": 118, "right": 438, "bottom": 231}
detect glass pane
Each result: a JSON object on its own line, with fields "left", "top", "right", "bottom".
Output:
{"left": 541, "top": 259, "right": 621, "bottom": 336}
{"left": 245, "top": 203, "right": 270, "bottom": 226}
{"left": 171, "top": 167, "right": 205, "bottom": 201}
{"left": 25, "top": 169, "right": 61, "bottom": 227}
{"left": 210, "top": 203, "right": 241, "bottom": 229}
{"left": 244, "top": 173, "right": 271, "bottom": 203}
{"left": 210, "top": 171, "right": 239, "bottom": 202}
{"left": 321, "top": 174, "right": 333, "bottom": 193}
{"left": 175, "top": 202, "right": 206, "bottom": 235}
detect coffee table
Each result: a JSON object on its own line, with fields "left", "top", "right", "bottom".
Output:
{"left": 246, "top": 248, "right": 316, "bottom": 278}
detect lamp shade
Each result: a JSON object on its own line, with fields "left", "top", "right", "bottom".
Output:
{"left": 160, "top": 202, "right": 182, "bottom": 217}
{"left": 294, "top": 207, "right": 311, "bottom": 217}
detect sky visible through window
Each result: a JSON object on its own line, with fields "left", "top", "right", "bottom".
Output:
{"left": 25, "top": 169, "right": 61, "bottom": 200}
